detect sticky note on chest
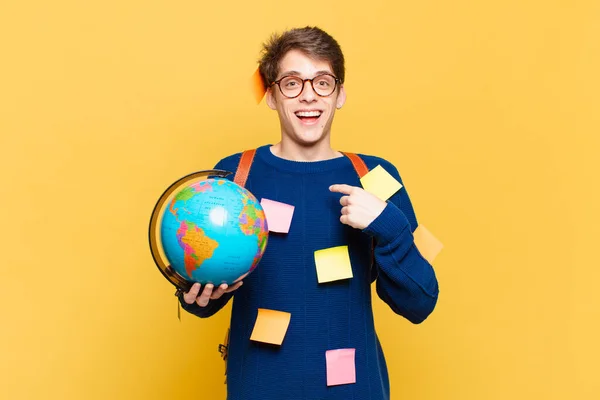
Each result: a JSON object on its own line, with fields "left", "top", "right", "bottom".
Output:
{"left": 314, "top": 245, "right": 353, "bottom": 283}
{"left": 250, "top": 308, "right": 291, "bottom": 346}
{"left": 360, "top": 165, "right": 403, "bottom": 201}
{"left": 260, "top": 198, "right": 295, "bottom": 233}
{"left": 326, "top": 348, "right": 356, "bottom": 386}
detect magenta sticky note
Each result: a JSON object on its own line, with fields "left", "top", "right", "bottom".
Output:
{"left": 260, "top": 198, "right": 295, "bottom": 234}
{"left": 326, "top": 348, "right": 356, "bottom": 386}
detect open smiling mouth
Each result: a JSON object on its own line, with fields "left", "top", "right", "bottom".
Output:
{"left": 295, "top": 110, "right": 323, "bottom": 124}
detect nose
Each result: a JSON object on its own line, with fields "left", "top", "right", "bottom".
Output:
{"left": 298, "top": 79, "right": 317, "bottom": 102}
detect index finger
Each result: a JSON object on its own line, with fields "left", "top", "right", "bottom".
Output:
{"left": 329, "top": 184, "right": 355, "bottom": 194}
{"left": 183, "top": 283, "right": 201, "bottom": 304}
{"left": 196, "top": 284, "right": 214, "bottom": 307}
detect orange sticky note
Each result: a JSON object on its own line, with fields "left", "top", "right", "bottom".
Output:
{"left": 251, "top": 68, "right": 266, "bottom": 104}
{"left": 360, "top": 165, "right": 403, "bottom": 201}
{"left": 314, "top": 246, "right": 353, "bottom": 283}
{"left": 414, "top": 225, "right": 443, "bottom": 263}
{"left": 326, "top": 348, "right": 356, "bottom": 386}
{"left": 250, "top": 308, "right": 291, "bottom": 345}
{"left": 260, "top": 198, "right": 295, "bottom": 233}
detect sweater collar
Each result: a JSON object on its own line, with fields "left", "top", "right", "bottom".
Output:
{"left": 255, "top": 144, "right": 352, "bottom": 174}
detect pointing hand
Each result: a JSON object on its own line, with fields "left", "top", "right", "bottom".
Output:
{"left": 329, "top": 184, "right": 387, "bottom": 230}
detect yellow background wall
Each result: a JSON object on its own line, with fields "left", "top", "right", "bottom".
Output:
{"left": 1, "top": 0, "right": 598, "bottom": 399}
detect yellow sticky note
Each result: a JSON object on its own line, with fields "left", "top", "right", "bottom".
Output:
{"left": 314, "top": 246, "right": 353, "bottom": 283}
{"left": 360, "top": 165, "right": 403, "bottom": 201}
{"left": 414, "top": 225, "right": 443, "bottom": 263}
{"left": 250, "top": 308, "right": 291, "bottom": 345}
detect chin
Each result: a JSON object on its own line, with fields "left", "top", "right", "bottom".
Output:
{"left": 293, "top": 130, "right": 327, "bottom": 146}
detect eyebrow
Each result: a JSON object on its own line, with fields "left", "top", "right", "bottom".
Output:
{"left": 276, "top": 70, "right": 333, "bottom": 80}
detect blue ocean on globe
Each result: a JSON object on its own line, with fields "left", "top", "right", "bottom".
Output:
{"left": 160, "top": 178, "right": 268, "bottom": 285}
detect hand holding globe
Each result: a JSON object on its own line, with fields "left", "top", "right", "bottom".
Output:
{"left": 149, "top": 169, "right": 269, "bottom": 300}
{"left": 182, "top": 281, "right": 243, "bottom": 307}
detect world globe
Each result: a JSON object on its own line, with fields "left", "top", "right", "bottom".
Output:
{"left": 149, "top": 170, "right": 268, "bottom": 291}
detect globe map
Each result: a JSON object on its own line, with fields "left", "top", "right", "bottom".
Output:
{"left": 159, "top": 178, "right": 268, "bottom": 285}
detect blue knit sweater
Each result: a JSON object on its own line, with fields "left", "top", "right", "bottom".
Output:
{"left": 181, "top": 144, "right": 439, "bottom": 400}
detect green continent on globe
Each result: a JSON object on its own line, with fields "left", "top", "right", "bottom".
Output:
{"left": 168, "top": 181, "right": 213, "bottom": 220}
{"left": 238, "top": 195, "right": 266, "bottom": 236}
{"left": 237, "top": 193, "right": 268, "bottom": 271}
{"left": 253, "top": 231, "right": 268, "bottom": 269}
{"left": 177, "top": 220, "right": 219, "bottom": 278}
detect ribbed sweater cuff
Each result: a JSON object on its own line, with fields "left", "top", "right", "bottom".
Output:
{"left": 178, "top": 291, "right": 231, "bottom": 318}
{"left": 363, "top": 201, "right": 410, "bottom": 245}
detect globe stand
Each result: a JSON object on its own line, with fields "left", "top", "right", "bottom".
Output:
{"left": 148, "top": 169, "right": 232, "bottom": 296}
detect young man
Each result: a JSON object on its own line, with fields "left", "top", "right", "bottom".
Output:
{"left": 181, "top": 26, "right": 439, "bottom": 400}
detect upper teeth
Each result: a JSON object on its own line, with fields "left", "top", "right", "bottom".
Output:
{"left": 296, "top": 111, "right": 321, "bottom": 117}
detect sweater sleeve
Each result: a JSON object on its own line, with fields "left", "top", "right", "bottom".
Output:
{"left": 362, "top": 161, "right": 439, "bottom": 324}
{"left": 177, "top": 156, "right": 241, "bottom": 319}
{"left": 178, "top": 290, "right": 234, "bottom": 318}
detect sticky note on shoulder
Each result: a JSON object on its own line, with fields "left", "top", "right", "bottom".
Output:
{"left": 360, "top": 165, "right": 403, "bottom": 201}
{"left": 314, "top": 246, "right": 353, "bottom": 283}
{"left": 326, "top": 348, "right": 356, "bottom": 386}
{"left": 250, "top": 308, "right": 291, "bottom": 345}
{"left": 260, "top": 198, "right": 294, "bottom": 233}
{"left": 414, "top": 225, "right": 443, "bottom": 263}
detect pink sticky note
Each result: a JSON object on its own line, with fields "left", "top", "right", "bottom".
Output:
{"left": 260, "top": 198, "right": 295, "bottom": 233}
{"left": 326, "top": 348, "right": 356, "bottom": 386}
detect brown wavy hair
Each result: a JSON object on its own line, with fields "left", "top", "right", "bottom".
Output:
{"left": 258, "top": 26, "right": 345, "bottom": 90}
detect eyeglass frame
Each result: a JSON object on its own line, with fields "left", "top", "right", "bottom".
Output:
{"left": 270, "top": 73, "right": 342, "bottom": 99}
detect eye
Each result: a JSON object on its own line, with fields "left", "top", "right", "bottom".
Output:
{"left": 314, "top": 76, "right": 333, "bottom": 87}
{"left": 281, "top": 77, "right": 301, "bottom": 88}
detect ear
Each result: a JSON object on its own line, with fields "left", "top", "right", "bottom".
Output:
{"left": 266, "top": 87, "right": 277, "bottom": 110}
{"left": 336, "top": 84, "right": 347, "bottom": 109}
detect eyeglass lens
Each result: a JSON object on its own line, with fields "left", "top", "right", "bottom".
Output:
{"left": 279, "top": 75, "right": 336, "bottom": 97}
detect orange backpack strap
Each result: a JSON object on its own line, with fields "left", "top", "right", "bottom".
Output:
{"left": 341, "top": 152, "right": 369, "bottom": 178}
{"left": 233, "top": 149, "right": 257, "bottom": 187}
{"left": 342, "top": 152, "right": 378, "bottom": 280}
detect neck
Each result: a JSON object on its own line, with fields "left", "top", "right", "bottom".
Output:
{"left": 271, "top": 138, "right": 342, "bottom": 162}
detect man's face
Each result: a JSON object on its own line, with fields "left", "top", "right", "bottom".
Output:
{"left": 266, "top": 49, "right": 346, "bottom": 147}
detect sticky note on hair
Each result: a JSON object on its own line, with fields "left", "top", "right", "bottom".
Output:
{"left": 251, "top": 67, "right": 266, "bottom": 104}
{"left": 414, "top": 225, "right": 443, "bottom": 263}
{"left": 326, "top": 348, "right": 356, "bottom": 386}
{"left": 260, "top": 198, "right": 295, "bottom": 233}
{"left": 314, "top": 246, "right": 353, "bottom": 283}
{"left": 360, "top": 165, "right": 403, "bottom": 201}
{"left": 250, "top": 308, "right": 291, "bottom": 345}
